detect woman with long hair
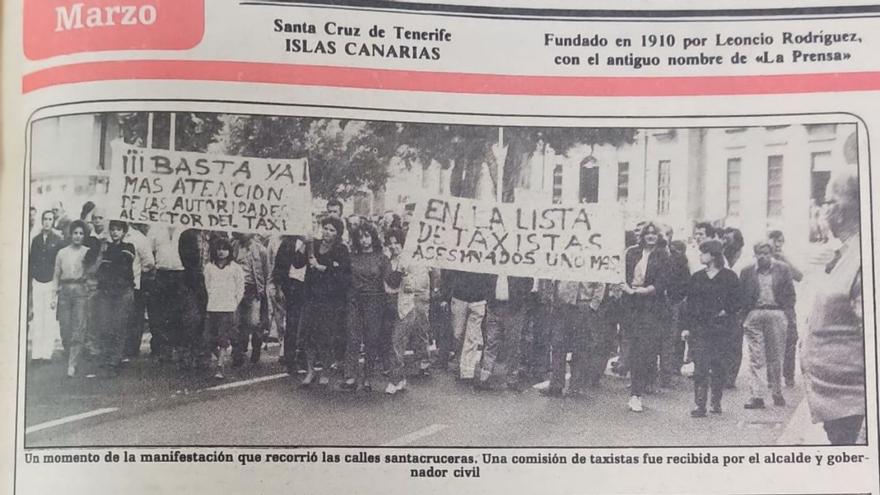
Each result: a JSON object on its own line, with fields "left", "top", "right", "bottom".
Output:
{"left": 340, "top": 223, "right": 390, "bottom": 391}
{"left": 299, "top": 216, "right": 351, "bottom": 387}
{"left": 682, "top": 239, "right": 740, "bottom": 417}
{"left": 621, "top": 221, "right": 670, "bottom": 412}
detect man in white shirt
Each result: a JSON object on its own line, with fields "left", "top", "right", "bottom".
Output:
{"left": 146, "top": 225, "right": 186, "bottom": 361}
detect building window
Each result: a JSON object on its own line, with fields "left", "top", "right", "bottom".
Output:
{"left": 657, "top": 160, "right": 671, "bottom": 215}
{"left": 810, "top": 151, "right": 832, "bottom": 203}
{"left": 726, "top": 158, "right": 741, "bottom": 216}
{"left": 552, "top": 164, "right": 563, "bottom": 204}
{"left": 767, "top": 155, "right": 784, "bottom": 217}
{"left": 617, "top": 162, "right": 629, "bottom": 202}
{"left": 579, "top": 161, "right": 599, "bottom": 204}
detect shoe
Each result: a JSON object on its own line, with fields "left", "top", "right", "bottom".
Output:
{"left": 540, "top": 387, "right": 563, "bottom": 398}
{"left": 628, "top": 395, "right": 644, "bottom": 412}
{"left": 362, "top": 381, "right": 372, "bottom": 392}
{"left": 300, "top": 372, "right": 315, "bottom": 388}
{"left": 773, "top": 394, "right": 786, "bottom": 406}
{"left": 395, "top": 379, "right": 406, "bottom": 392}
{"left": 710, "top": 402, "right": 722, "bottom": 414}
{"left": 456, "top": 376, "right": 474, "bottom": 385}
{"left": 690, "top": 407, "right": 707, "bottom": 418}
{"left": 66, "top": 365, "right": 76, "bottom": 378}
{"left": 744, "top": 398, "right": 766, "bottom": 409}
{"left": 339, "top": 379, "right": 357, "bottom": 392}
{"left": 473, "top": 380, "right": 491, "bottom": 391}
{"left": 384, "top": 382, "right": 398, "bottom": 395}
{"left": 785, "top": 377, "right": 795, "bottom": 388}
{"left": 213, "top": 372, "right": 225, "bottom": 380}
{"left": 318, "top": 376, "right": 330, "bottom": 386}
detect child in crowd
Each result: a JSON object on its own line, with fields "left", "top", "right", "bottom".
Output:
{"left": 204, "top": 238, "right": 245, "bottom": 380}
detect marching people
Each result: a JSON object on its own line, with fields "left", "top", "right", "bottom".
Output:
{"left": 29, "top": 210, "right": 64, "bottom": 364}
{"left": 273, "top": 234, "right": 309, "bottom": 374}
{"left": 767, "top": 229, "right": 804, "bottom": 388}
{"left": 299, "top": 216, "right": 351, "bottom": 387}
{"left": 739, "top": 240, "right": 796, "bottom": 409}
{"left": 681, "top": 239, "right": 741, "bottom": 417}
{"left": 94, "top": 220, "right": 136, "bottom": 377}
{"left": 801, "top": 165, "right": 865, "bottom": 444}
{"left": 621, "top": 222, "right": 671, "bottom": 412}
{"left": 341, "top": 223, "right": 391, "bottom": 392}
{"left": 203, "top": 238, "right": 245, "bottom": 380}
{"left": 233, "top": 233, "right": 271, "bottom": 366}
{"left": 30, "top": 192, "right": 865, "bottom": 441}
{"left": 54, "top": 220, "right": 93, "bottom": 377}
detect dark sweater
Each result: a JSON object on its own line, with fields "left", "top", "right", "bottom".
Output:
{"left": 350, "top": 251, "right": 390, "bottom": 297}
{"left": 683, "top": 268, "right": 740, "bottom": 335}
{"left": 96, "top": 241, "right": 136, "bottom": 291}
{"left": 443, "top": 270, "right": 495, "bottom": 303}
{"left": 305, "top": 239, "right": 351, "bottom": 302}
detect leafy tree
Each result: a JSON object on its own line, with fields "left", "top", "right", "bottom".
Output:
{"left": 385, "top": 123, "right": 637, "bottom": 200}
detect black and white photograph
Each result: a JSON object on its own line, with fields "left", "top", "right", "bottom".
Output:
{"left": 23, "top": 110, "right": 866, "bottom": 448}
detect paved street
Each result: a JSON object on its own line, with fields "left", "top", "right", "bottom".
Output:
{"left": 23, "top": 343, "right": 822, "bottom": 448}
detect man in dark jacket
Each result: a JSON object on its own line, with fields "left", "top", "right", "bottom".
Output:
{"left": 273, "top": 235, "right": 309, "bottom": 372}
{"left": 739, "top": 240, "right": 796, "bottom": 409}
{"left": 475, "top": 275, "right": 534, "bottom": 391}
{"left": 30, "top": 210, "right": 65, "bottom": 362}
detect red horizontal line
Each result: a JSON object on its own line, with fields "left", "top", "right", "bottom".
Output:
{"left": 21, "top": 60, "right": 880, "bottom": 96}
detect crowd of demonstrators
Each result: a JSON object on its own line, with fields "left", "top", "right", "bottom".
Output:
{"left": 27, "top": 176, "right": 865, "bottom": 443}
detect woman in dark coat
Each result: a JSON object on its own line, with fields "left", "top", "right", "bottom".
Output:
{"left": 299, "top": 217, "right": 351, "bottom": 387}
{"left": 682, "top": 239, "right": 740, "bottom": 417}
{"left": 621, "top": 221, "right": 670, "bottom": 412}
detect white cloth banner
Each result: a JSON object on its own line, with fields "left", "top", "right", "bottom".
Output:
{"left": 107, "top": 143, "right": 313, "bottom": 235}
{"left": 402, "top": 196, "right": 625, "bottom": 283}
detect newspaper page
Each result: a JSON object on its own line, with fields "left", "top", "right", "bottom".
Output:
{"left": 0, "top": 0, "right": 877, "bottom": 493}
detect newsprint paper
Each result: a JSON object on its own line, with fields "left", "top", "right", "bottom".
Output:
{"left": 1, "top": 0, "right": 879, "bottom": 493}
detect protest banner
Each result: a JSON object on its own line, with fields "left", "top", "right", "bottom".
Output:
{"left": 106, "top": 142, "right": 312, "bottom": 235}
{"left": 402, "top": 195, "right": 625, "bottom": 283}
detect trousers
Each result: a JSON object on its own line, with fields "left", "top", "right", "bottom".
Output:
{"left": 390, "top": 298, "right": 431, "bottom": 382}
{"left": 451, "top": 298, "right": 486, "bottom": 379}
{"left": 479, "top": 301, "right": 527, "bottom": 384}
{"left": 96, "top": 288, "right": 134, "bottom": 368}
{"left": 744, "top": 309, "right": 788, "bottom": 399}
{"left": 30, "top": 280, "right": 60, "bottom": 360}
{"left": 57, "top": 282, "right": 89, "bottom": 372}
{"left": 345, "top": 293, "right": 385, "bottom": 379}
{"left": 690, "top": 331, "right": 729, "bottom": 408}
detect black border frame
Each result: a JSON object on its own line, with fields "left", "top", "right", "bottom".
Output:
{"left": 16, "top": 100, "right": 877, "bottom": 460}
